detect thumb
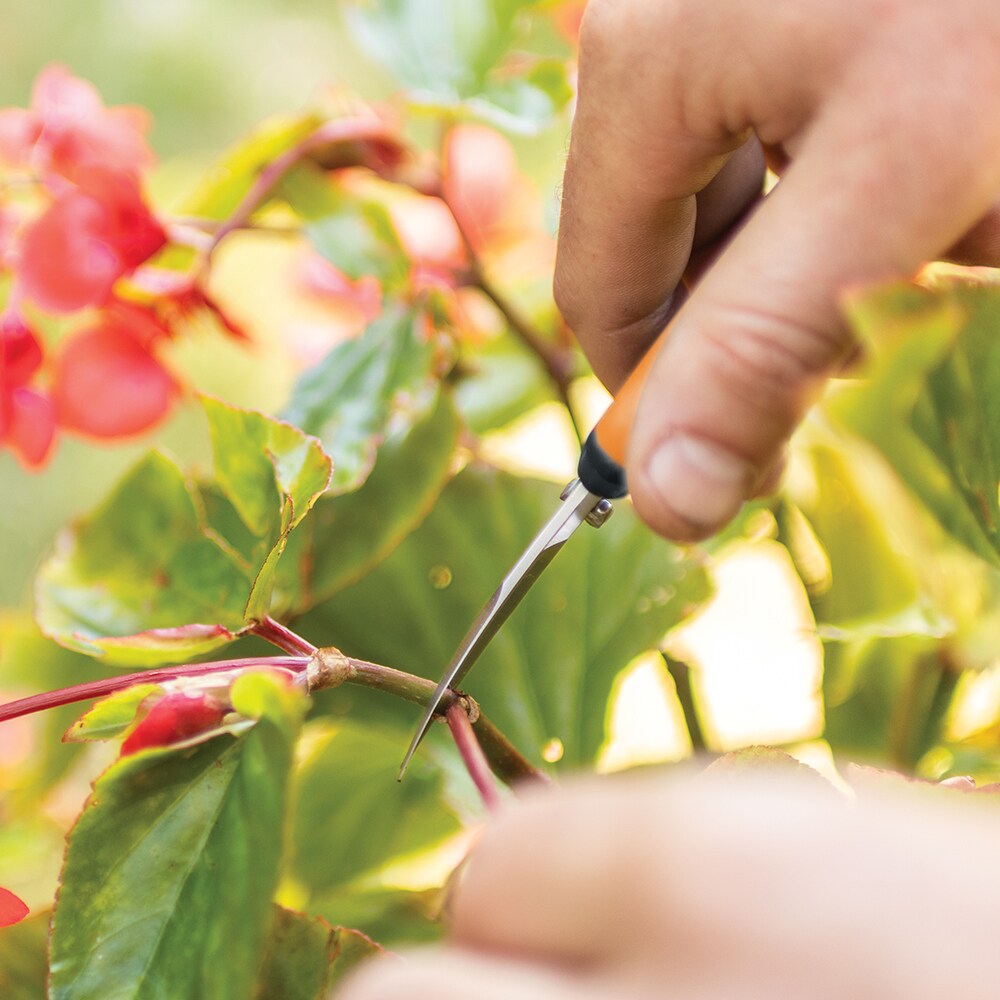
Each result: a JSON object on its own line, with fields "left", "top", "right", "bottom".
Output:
{"left": 626, "top": 106, "right": 1000, "bottom": 541}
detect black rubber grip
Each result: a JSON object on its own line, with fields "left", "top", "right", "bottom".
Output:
{"left": 578, "top": 430, "right": 628, "bottom": 499}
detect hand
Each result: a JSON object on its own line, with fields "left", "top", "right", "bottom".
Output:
{"left": 338, "top": 770, "right": 1000, "bottom": 999}
{"left": 554, "top": 0, "right": 1000, "bottom": 540}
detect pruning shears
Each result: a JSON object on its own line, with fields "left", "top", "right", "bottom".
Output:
{"left": 399, "top": 344, "right": 661, "bottom": 778}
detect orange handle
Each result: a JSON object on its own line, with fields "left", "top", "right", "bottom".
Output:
{"left": 591, "top": 336, "right": 667, "bottom": 466}
{"left": 577, "top": 333, "right": 668, "bottom": 499}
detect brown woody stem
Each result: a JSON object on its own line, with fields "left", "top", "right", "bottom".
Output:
{"left": 307, "top": 648, "right": 546, "bottom": 788}
{"left": 662, "top": 652, "right": 708, "bottom": 753}
{"left": 438, "top": 186, "right": 583, "bottom": 443}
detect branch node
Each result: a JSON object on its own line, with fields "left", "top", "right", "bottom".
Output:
{"left": 456, "top": 693, "right": 481, "bottom": 725}
{"left": 307, "top": 647, "right": 355, "bottom": 692}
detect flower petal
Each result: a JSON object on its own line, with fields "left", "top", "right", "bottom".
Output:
{"left": 52, "top": 320, "right": 178, "bottom": 439}
{"left": 0, "top": 887, "right": 29, "bottom": 928}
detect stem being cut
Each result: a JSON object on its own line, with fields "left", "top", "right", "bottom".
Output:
{"left": 447, "top": 701, "right": 502, "bottom": 812}
{"left": 306, "top": 647, "right": 546, "bottom": 787}
{"left": 0, "top": 635, "right": 544, "bottom": 792}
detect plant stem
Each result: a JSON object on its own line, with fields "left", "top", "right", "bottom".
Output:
{"left": 251, "top": 616, "right": 317, "bottom": 657}
{"left": 439, "top": 188, "right": 583, "bottom": 443}
{"left": 307, "top": 648, "right": 546, "bottom": 787}
{"left": 662, "top": 652, "right": 708, "bottom": 753}
{"left": 202, "top": 116, "right": 395, "bottom": 264}
{"left": 0, "top": 643, "right": 542, "bottom": 790}
{"left": 889, "top": 649, "right": 961, "bottom": 772}
{"left": 446, "top": 702, "right": 502, "bottom": 812}
{"left": 0, "top": 657, "right": 308, "bottom": 725}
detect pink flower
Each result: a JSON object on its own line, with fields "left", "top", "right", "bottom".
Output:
{"left": 18, "top": 166, "right": 166, "bottom": 313}
{"left": 0, "top": 64, "right": 154, "bottom": 182}
{"left": 443, "top": 124, "right": 520, "bottom": 252}
{"left": 0, "top": 312, "right": 55, "bottom": 468}
{"left": 51, "top": 311, "right": 178, "bottom": 440}
{"left": 0, "top": 887, "right": 28, "bottom": 928}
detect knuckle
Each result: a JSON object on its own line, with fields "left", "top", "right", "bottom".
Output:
{"left": 696, "top": 302, "right": 849, "bottom": 406}
{"left": 579, "top": 0, "right": 689, "bottom": 60}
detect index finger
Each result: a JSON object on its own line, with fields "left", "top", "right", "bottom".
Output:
{"left": 553, "top": 2, "right": 763, "bottom": 390}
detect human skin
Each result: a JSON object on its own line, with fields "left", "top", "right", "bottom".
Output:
{"left": 339, "top": 1, "right": 1000, "bottom": 996}
{"left": 556, "top": 0, "right": 1000, "bottom": 542}
{"left": 338, "top": 771, "right": 1000, "bottom": 999}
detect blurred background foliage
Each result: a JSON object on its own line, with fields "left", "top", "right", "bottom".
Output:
{"left": 0, "top": 0, "right": 576, "bottom": 609}
{"left": 6, "top": 1, "right": 1000, "bottom": 988}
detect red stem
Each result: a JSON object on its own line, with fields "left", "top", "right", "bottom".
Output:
{"left": 0, "top": 656, "right": 308, "bottom": 725}
{"left": 446, "top": 702, "right": 502, "bottom": 813}
{"left": 251, "top": 617, "right": 317, "bottom": 657}
{"left": 203, "top": 117, "right": 395, "bottom": 261}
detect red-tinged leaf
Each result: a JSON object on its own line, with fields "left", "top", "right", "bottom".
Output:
{"left": 52, "top": 320, "right": 178, "bottom": 438}
{"left": 50, "top": 674, "right": 305, "bottom": 1000}
{"left": 0, "top": 313, "right": 43, "bottom": 387}
{"left": 1, "top": 386, "right": 56, "bottom": 467}
{"left": 87, "top": 624, "right": 237, "bottom": 660}
{"left": 253, "top": 907, "right": 341, "bottom": 1000}
{"left": 120, "top": 691, "right": 227, "bottom": 756}
{"left": 18, "top": 166, "right": 165, "bottom": 313}
{"left": 0, "top": 888, "right": 29, "bottom": 928}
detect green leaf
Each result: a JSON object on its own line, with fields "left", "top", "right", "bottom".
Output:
{"left": 833, "top": 281, "right": 1000, "bottom": 565}
{"left": 453, "top": 333, "right": 554, "bottom": 434}
{"left": 471, "top": 58, "right": 574, "bottom": 134}
{"left": 205, "top": 398, "right": 331, "bottom": 539}
{"left": 203, "top": 397, "right": 332, "bottom": 619}
{"left": 185, "top": 113, "right": 322, "bottom": 220}
{"left": 283, "top": 164, "right": 410, "bottom": 290}
{"left": 254, "top": 907, "right": 337, "bottom": 1000}
{"left": 35, "top": 402, "right": 332, "bottom": 663}
{"left": 290, "top": 721, "right": 462, "bottom": 894}
{"left": 301, "top": 465, "right": 711, "bottom": 767}
{"left": 282, "top": 305, "right": 444, "bottom": 495}
{"left": 346, "top": 0, "right": 531, "bottom": 99}
{"left": 822, "top": 636, "right": 948, "bottom": 766}
{"left": 344, "top": 0, "right": 564, "bottom": 131}
{"left": 35, "top": 452, "right": 252, "bottom": 665}
{"left": 0, "top": 911, "right": 49, "bottom": 1000}
{"left": 305, "top": 390, "right": 461, "bottom": 606}
{"left": 325, "top": 926, "right": 383, "bottom": 989}
{"left": 49, "top": 675, "right": 305, "bottom": 1000}
{"left": 64, "top": 684, "right": 162, "bottom": 743}
{"left": 311, "top": 887, "right": 443, "bottom": 950}
{"left": 253, "top": 907, "right": 381, "bottom": 1000}
{"left": 783, "top": 436, "right": 935, "bottom": 632}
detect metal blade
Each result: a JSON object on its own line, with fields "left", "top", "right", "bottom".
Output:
{"left": 398, "top": 479, "right": 605, "bottom": 779}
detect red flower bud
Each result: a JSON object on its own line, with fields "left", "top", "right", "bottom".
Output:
{"left": 121, "top": 692, "right": 227, "bottom": 757}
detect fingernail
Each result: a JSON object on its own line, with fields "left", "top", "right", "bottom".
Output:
{"left": 645, "top": 434, "right": 753, "bottom": 533}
